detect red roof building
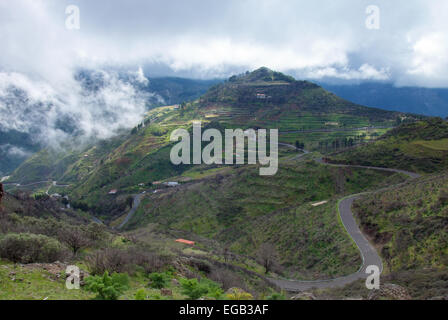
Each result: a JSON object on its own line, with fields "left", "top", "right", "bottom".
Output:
{"left": 175, "top": 239, "right": 195, "bottom": 245}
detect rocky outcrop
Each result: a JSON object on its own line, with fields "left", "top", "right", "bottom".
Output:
{"left": 368, "top": 283, "right": 412, "bottom": 300}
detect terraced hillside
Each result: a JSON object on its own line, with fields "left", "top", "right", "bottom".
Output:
{"left": 6, "top": 68, "right": 417, "bottom": 214}
{"left": 328, "top": 118, "right": 448, "bottom": 173}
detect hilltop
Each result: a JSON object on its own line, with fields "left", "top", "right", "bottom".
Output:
{"left": 199, "top": 67, "right": 413, "bottom": 132}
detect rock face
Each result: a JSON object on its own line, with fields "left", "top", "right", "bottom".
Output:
{"left": 368, "top": 283, "right": 412, "bottom": 300}
{"left": 290, "top": 292, "right": 317, "bottom": 300}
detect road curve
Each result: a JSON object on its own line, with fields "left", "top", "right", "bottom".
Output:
{"left": 270, "top": 144, "right": 420, "bottom": 292}
{"left": 117, "top": 193, "right": 144, "bottom": 229}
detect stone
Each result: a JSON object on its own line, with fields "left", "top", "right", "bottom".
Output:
{"left": 368, "top": 283, "right": 412, "bottom": 300}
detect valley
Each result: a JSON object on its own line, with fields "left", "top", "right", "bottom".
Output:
{"left": 1, "top": 68, "right": 447, "bottom": 300}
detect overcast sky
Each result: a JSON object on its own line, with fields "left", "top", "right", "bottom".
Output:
{"left": 1, "top": 0, "right": 447, "bottom": 87}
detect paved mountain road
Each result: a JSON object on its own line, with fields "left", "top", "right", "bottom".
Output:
{"left": 117, "top": 193, "right": 144, "bottom": 230}
{"left": 270, "top": 144, "right": 420, "bottom": 292}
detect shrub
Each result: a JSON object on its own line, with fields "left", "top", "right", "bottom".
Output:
{"left": 86, "top": 247, "right": 173, "bottom": 276}
{"left": 0, "top": 233, "right": 65, "bottom": 263}
{"left": 209, "top": 268, "right": 243, "bottom": 291}
{"left": 58, "top": 226, "right": 90, "bottom": 255}
{"left": 266, "top": 292, "right": 286, "bottom": 300}
{"left": 180, "top": 278, "right": 209, "bottom": 300}
{"left": 135, "top": 289, "right": 147, "bottom": 300}
{"left": 148, "top": 272, "right": 170, "bottom": 289}
{"left": 84, "top": 271, "right": 129, "bottom": 300}
{"left": 86, "top": 223, "right": 109, "bottom": 243}
{"left": 225, "top": 287, "right": 253, "bottom": 300}
{"left": 86, "top": 248, "right": 132, "bottom": 275}
{"left": 179, "top": 278, "right": 223, "bottom": 300}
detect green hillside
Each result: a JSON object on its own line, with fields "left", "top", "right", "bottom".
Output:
{"left": 353, "top": 172, "right": 448, "bottom": 272}
{"left": 0, "top": 193, "right": 278, "bottom": 300}
{"left": 328, "top": 118, "right": 448, "bottom": 173}
{"left": 1, "top": 67, "right": 446, "bottom": 300}
{"left": 125, "top": 160, "right": 406, "bottom": 279}
{"left": 7, "top": 68, "right": 415, "bottom": 213}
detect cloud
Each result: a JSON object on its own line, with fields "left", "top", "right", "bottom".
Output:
{"left": 1, "top": 0, "right": 447, "bottom": 86}
{"left": 0, "top": 0, "right": 447, "bottom": 154}
{"left": 0, "top": 144, "right": 33, "bottom": 158}
{"left": 0, "top": 68, "right": 157, "bottom": 149}
{"left": 302, "top": 64, "right": 390, "bottom": 81}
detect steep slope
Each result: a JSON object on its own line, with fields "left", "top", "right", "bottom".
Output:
{"left": 338, "top": 172, "right": 448, "bottom": 299}
{"left": 353, "top": 172, "right": 448, "bottom": 272}
{"left": 328, "top": 118, "right": 448, "bottom": 173}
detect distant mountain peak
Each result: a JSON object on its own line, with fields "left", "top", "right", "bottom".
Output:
{"left": 228, "top": 67, "right": 296, "bottom": 84}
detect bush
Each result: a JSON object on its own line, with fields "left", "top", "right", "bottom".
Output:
{"left": 266, "top": 292, "right": 286, "bottom": 300}
{"left": 84, "top": 271, "right": 129, "bottom": 300}
{"left": 86, "top": 223, "right": 109, "bottom": 243}
{"left": 209, "top": 268, "right": 243, "bottom": 291}
{"left": 135, "top": 289, "right": 147, "bottom": 300}
{"left": 0, "top": 233, "right": 65, "bottom": 263}
{"left": 225, "top": 288, "right": 253, "bottom": 300}
{"left": 179, "top": 278, "right": 223, "bottom": 300}
{"left": 86, "top": 247, "right": 172, "bottom": 276}
{"left": 58, "top": 226, "right": 90, "bottom": 255}
{"left": 86, "top": 248, "right": 132, "bottom": 275}
{"left": 148, "top": 272, "right": 170, "bottom": 289}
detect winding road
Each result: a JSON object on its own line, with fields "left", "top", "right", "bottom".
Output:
{"left": 117, "top": 193, "right": 144, "bottom": 229}
{"left": 270, "top": 144, "right": 420, "bottom": 292}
